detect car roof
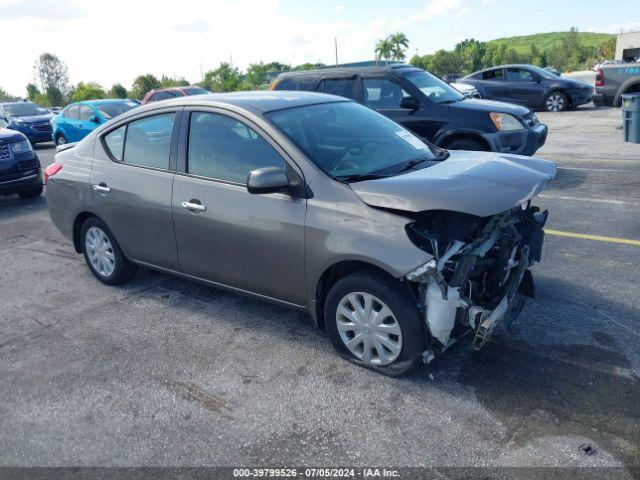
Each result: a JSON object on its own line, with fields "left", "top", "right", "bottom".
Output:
{"left": 129, "top": 91, "right": 348, "bottom": 116}
{"left": 276, "top": 64, "right": 420, "bottom": 78}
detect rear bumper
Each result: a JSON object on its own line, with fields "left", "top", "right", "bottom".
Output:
{"left": 483, "top": 123, "right": 548, "bottom": 156}
{"left": 592, "top": 93, "right": 613, "bottom": 107}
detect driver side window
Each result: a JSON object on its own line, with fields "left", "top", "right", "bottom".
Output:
{"left": 363, "top": 77, "right": 410, "bottom": 109}
{"left": 187, "top": 112, "right": 285, "bottom": 184}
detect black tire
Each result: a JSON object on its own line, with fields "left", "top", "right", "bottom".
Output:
{"left": 544, "top": 91, "right": 568, "bottom": 112}
{"left": 18, "top": 184, "right": 43, "bottom": 199}
{"left": 55, "top": 133, "right": 67, "bottom": 146}
{"left": 445, "top": 138, "right": 487, "bottom": 152}
{"left": 80, "top": 217, "right": 136, "bottom": 285}
{"left": 324, "top": 269, "right": 426, "bottom": 376}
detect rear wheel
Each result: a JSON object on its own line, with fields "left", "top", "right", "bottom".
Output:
{"left": 80, "top": 217, "right": 136, "bottom": 285}
{"left": 545, "top": 91, "right": 568, "bottom": 112}
{"left": 445, "top": 138, "right": 487, "bottom": 152}
{"left": 324, "top": 269, "right": 426, "bottom": 376}
{"left": 18, "top": 184, "right": 43, "bottom": 199}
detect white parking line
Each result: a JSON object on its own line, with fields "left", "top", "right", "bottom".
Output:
{"left": 539, "top": 194, "right": 637, "bottom": 206}
{"left": 557, "top": 166, "right": 640, "bottom": 175}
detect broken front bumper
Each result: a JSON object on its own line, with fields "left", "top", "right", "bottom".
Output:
{"left": 406, "top": 205, "right": 548, "bottom": 354}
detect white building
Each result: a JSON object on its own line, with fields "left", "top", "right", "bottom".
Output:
{"left": 616, "top": 31, "right": 640, "bottom": 62}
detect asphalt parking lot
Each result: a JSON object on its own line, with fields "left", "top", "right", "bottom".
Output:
{"left": 0, "top": 106, "right": 639, "bottom": 475}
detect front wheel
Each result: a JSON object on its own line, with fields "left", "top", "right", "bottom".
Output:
{"left": 545, "top": 91, "right": 568, "bottom": 112}
{"left": 55, "top": 134, "right": 67, "bottom": 146}
{"left": 324, "top": 269, "right": 426, "bottom": 376}
{"left": 81, "top": 217, "right": 136, "bottom": 285}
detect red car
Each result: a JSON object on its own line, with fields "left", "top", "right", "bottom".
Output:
{"left": 142, "top": 86, "right": 209, "bottom": 104}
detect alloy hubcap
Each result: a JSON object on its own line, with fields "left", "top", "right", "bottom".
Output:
{"left": 336, "top": 292, "right": 402, "bottom": 366}
{"left": 85, "top": 226, "right": 115, "bottom": 277}
{"left": 546, "top": 94, "right": 565, "bottom": 112}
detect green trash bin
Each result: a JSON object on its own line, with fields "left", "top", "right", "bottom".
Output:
{"left": 622, "top": 93, "right": 640, "bottom": 144}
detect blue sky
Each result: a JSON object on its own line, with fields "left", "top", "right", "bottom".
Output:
{"left": 0, "top": 0, "right": 638, "bottom": 96}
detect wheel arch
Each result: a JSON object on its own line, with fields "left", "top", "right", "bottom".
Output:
{"left": 313, "top": 260, "right": 407, "bottom": 330}
{"left": 72, "top": 211, "right": 105, "bottom": 253}
{"left": 435, "top": 129, "right": 492, "bottom": 151}
{"left": 614, "top": 79, "right": 640, "bottom": 107}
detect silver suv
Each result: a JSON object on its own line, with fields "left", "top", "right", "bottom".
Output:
{"left": 46, "top": 92, "right": 556, "bottom": 375}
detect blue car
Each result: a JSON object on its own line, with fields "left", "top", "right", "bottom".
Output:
{"left": 0, "top": 101, "right": 53, "bottom": 145}
{"left": 51, "top": 99, "right": 139, "bottom": 145}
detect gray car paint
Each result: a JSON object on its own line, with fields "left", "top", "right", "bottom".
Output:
{"left": 46, "top": 91, "right": 553, "bottom": 324}
{"left": 349, "top": 150, "right": 556, "bottom": 217}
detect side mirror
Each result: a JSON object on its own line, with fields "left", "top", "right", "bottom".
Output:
{"left": 400, "top": 96, "right": 420, "bottom": 111}
{"left": 247, "top": 166, "right": 289, "bottom": 194}
{"left": 89, "top": 115, "right": 101, "bottom": 124}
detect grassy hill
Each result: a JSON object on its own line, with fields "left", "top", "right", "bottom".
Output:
{"left": 487, "top": 31, "right": 614, "bottom": 54}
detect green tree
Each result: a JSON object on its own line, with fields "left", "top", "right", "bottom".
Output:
{"left": 201, "top": 63, "right": 242, "bottom": 92}
{"left": 263, "top": 62, "right": 290, "bottom": 73}
{"left": 454, "top": 39, "right": 486, "bottom": 73}
{"left": 26, "top": 83, "right": 40, "bottom": 101}
{"left": 130, "top": 74, "right": 161, "bottom": 99}
{"left": 245, "top": 62, "right": 268, "bottom": 88}
{"left": 0, "top": 87, "right": 18, "bottom": 101}
{"left": 69, "top": 82, "right": 106, "bottom": 102}
{"left": 160, "top": 75, "right": 190, "bottom": 87}
{"left": 389, "top": 32, "right": 409, "bottom": 61}
{"left": 292, "top": 62, "right": 326, "bottom": 71}
{"left": 109, "top": 83, "right": 128, "bottom": 99}
{"left": 375, "top": 38, "right": 394, "bottom": 62}
{"left": 34, "top": 53, "right": 69, "bottom": 105}
{"left": 428, "top": 49, "right": 465, "bottom": 76}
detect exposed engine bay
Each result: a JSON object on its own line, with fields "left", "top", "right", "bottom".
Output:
{"left": 404, "top": 203, "right": 548, "bottom": 355}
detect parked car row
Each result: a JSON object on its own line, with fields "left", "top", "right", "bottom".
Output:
{"left": 45, "top": 91, "right": 555, "bottom": 375}
{"left": 271, "top": 64, "right": 548, "bottom": 156}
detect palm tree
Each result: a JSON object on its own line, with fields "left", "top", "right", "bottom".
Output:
{"left": 375, "top": 38, "right": 394, "bottom": 63}
{"left": 389, "top": 32, "right": 409, "bottom": 61}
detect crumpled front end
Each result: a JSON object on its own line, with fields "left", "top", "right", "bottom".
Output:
{"left": 404, "top": 203, "right": 548, "bottom": 355}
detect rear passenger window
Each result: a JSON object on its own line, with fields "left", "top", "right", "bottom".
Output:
{"left": 274, "top": 77, "right": 317, "bottom": 91}
{"left": 482, "top": 69, "right": 504, "bottom": 80}
{"left": 321, "top": 78, "right": 356, "bottom": 99}
{"left": 122, "top": 113, "right": 175, "bottom": 169}
{"left": 104, "top": 125, "right": 126, "bottom": 161}
{"left": 187, "top": 112, "right": 284, "bottom": 184}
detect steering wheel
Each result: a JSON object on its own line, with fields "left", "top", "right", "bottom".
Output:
{"left": 333, "top": 142, "right": 381, "bottom": 172}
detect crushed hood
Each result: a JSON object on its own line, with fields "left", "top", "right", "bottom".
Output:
{"left": 349, "top": 150, "right": 556, "bottom": 217}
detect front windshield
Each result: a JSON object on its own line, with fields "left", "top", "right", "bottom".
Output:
{"left": 2, "top": 103, "right": 47, "bottom": 117}
{"left": 266, "top": 101, "right": 444, "bottom": 180}
{"left": 184, "top": 87, "right": 209, "bottom": 96}
{"left": 404, "top": 70, "right": 465, "bottom": 104}
{"left": 96, "top": 101, "right": 138, "bottom": 119}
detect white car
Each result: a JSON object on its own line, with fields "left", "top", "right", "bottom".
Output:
{"left": 451, "top": 82, "right": 481, "bottom": 99}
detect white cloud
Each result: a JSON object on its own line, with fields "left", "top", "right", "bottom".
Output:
{"left": 0, "top": 0, "right": 85, "bottom": 19}
{"left": 410, "top": 0, "right": 469, "bottom": 22}
{"left": 335, "top": 5, "right": 344, "bottom": 12}
{"left": 585, "top": 21, "right": 640, "bottom": 34}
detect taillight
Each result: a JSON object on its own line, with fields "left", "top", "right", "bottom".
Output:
{"left": 44, "top": 162, "right": 63, "bottom": 184}
{"left": 595, "top": 69, "right": 604, "bottom": 87}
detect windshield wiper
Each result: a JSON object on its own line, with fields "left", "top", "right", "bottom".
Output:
{"left": 393, "top": 155, "right": 436, "bottom": 174}
{"left": 333, "top": 172, "right": 390, "bottom": 183}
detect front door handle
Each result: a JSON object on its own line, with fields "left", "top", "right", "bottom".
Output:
{"left": 93, "top": 183, "right": 111, "bottom": 193}
{"left": 181, "top": 200, "right": 206, "bottom": 212}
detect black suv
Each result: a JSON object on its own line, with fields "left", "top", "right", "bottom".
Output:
{"left": 271, "top": 64, "right": 548, "bottom": 156}
{"left": 0, "top": 121, "right": 43, "bottom": 198}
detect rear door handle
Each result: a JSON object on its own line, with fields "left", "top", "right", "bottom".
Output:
{"left": 181, "top": 200, "right": 206, "bottom": 212}
{"left": 93, "top": 184, "right": 111, "bottom": 193}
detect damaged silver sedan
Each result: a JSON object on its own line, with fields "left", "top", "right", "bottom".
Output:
{"left": 46, "top": 92, "right": 555, "bottom": 375}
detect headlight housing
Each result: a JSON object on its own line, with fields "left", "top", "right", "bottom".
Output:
{"left": 490, "top": 112, "right": 524, "bottom": 131}
{"left": 10, "top": 140, "right": 33, "bottom": 154}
